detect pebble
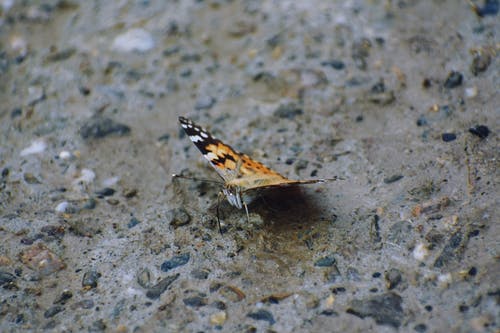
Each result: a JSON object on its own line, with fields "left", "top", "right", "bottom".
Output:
{"left": 73, "top": 169, "right": 96, "bottom": 184}
{"left": 128, "top": 217, "right": 140, "bottom": 229}
{"left": 464, "top": 86, "right": 478, "bottom": 99}
{"left": 20, "top": 243, "right": 66, "bottom": 276}
{"left": 82, "top": 270, "right": 101, "bottom": 289}
{"left": 9, "top": 34, "right": 28, "bottom": 60}
{"left": 95, "top": 187, "right": 115, "bottom": 197}
{"left": 441, "top": 132, "right": 456, "bottom": 142}
{"left": 384, "top": 268, "right": 402, "bottom": 290}
{"left": 55, "top": 201, "right": 70, "bottom": 213}
{"left": 472, "top": 0, "right": 499, "bottom": 16}
{"left": 314, "top": 255, "right": 336, "bottom": 267}
{"left": 112, "top": 28, "right": 155, "bottom": 53}
{"left": 44, "top": 305, "right": 64, "bottom": 318}
{"left": 70, "top": 299, "right": 94, "bottom": 310}
{"left": 20, "top": 139, "right": 47, "bottom": 156}
{"left": 80, "top": 117, "right": 131, "bottom": 140}
{"left": 443, "top": 71, "right": 463, "bottom": 89}
{"left": 58, "top": 151, "right": 73, "bottom": 160}
{"left": 53, "top": 290, "right": 73, "bottom": 304}
{"left": 23, "top": 172, "right": 41, "bottom": 184}
{"left": 0, "top": 270, "right": 16, "bottom": 286}
{"left": 413, "top": 242, "right": 430, "bottom": 261}
{"left": 320, "top": 59, "right": 345, "bottom": 70}
{"left": 434, "top": 231, "right": 465, "bottom": 268}
{"left": 247, "top": 309, "right": 275, "bottom": 325}
{"left": 273, "top": 103, "right": 303, "bottom": 119}
{"left": 347, "top": 292, "right": 403, "bottom": 328}
{"left": 383, "top": 174, "right": 404, "bottom": 184}
{"left": 136, "top": 268, "right": 151, "bottom": 289}
{"left": 414, "top": 323, "right": 428, "bottom": 332}
{"left": 210, "top": 311, "right": 227, "bottom": 325}
{"left": 166, "top": 208, "right": 191, "bottom": 228}
{"left": 191, "top": 268, "right": 210, "bottom": 280}
{"left": 161, "top": 253, "right": 190, "bottom": 272}
{"left": 219, "top": 285, "right": 246, "bottom": 302}
{"left": 470, "top": 52, "right": 491, "bottom": 75}
{"left": 183, "top": 294, "right": 208, "bottom": 308}
{"left": 469, "top": 125, "right": 490, "bottom": 139}
{"left": 194, "top": 95, "right": 216, "bottom": 110}
{"left": 145, "top": 274, "right": 179, "bottom": 299}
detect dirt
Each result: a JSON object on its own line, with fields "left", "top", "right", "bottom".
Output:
{"left": 0, "top": 1, "right": 498, "bottom": 332}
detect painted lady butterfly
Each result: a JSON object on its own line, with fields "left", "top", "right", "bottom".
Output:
{"left": 175, "top": 116, "right": 340, "bottom": 227}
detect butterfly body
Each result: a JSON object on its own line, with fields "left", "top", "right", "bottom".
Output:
{"left": 178, "top": 116, "right": 337, "bottom": 213}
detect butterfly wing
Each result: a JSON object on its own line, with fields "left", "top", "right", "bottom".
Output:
{"left": 179, "top": 116, "right": 242, "bottom": 182}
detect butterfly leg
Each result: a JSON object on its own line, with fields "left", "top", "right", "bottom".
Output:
{"left": 216, "top": 191, "right": 224, "bottom": 234}
{"left": 243, "top": 201, "right": 250, "bottom": 224}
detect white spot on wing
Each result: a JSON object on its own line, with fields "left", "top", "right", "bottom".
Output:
{"left": 200, "top": 131, "right": 208, "bottom": 138}
{"left": 190, "top": 135, "right": 203, "bottom": 142}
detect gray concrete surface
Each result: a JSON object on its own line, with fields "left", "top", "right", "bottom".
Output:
{"left": 0, "top": 1, "right": 498, "bottom": 332}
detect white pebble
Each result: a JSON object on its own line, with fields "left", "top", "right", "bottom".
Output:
{"left": 55, "top": 201, "right": 69, "bottom": 213}
{"left": 413, "top": 242, "right": 429, "bottom": 261}
{"left": 437, "top": 273, "right": 452, "bottom": 288}
{"left": 20, "top": 139, "right": 47, "bottom": 156}
{"left": 465, "top": 86, "right": 478, "bottom": 99}
{"left": 112, "top": 28, "right": 155, "bottom": 53}
{"left": 74, "top": 168, "right": 95, "bottom": 184}
{"left": 58, "top": 151, "right": 72, "bottom": 160}
{"left": 102, "top": 176, "right": 119, "bottom": 187}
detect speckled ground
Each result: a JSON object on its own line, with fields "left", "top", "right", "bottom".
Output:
{"left": 0, "top": 1, "right": 498, "bottom": 332}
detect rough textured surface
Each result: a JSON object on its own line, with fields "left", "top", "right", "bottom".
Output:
{"left": 0, "top": 1, "right": 498, "bottom": 332}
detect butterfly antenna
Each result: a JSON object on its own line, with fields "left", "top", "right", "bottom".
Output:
{"left": 172, "top": 173, "right": 223, "bottom": 184}
{"left": 243, "top": 202, "right": 250, "bottom": 224}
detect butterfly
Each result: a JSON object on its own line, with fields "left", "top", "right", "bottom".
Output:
{"left": 174, "top": 116, "right": 340, "bottom": 230}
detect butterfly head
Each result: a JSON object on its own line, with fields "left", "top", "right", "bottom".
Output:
{"left": 222, "top": 184, "right": 244, "bottom": 209}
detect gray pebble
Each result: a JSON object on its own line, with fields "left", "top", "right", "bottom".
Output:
{"left": 247, "top": 309, "right": 275, "bottom": 325}
{"left": 44, "top": 305, "right": 64, "bottom": 318}
{"left": 80, "top": 117, "right": 131, "bottom": 140}
{"left": 384, "top": 268, "right": 402, "bottom": 290}
{"left": 194, "top": 95, "right": 216, "bottom": 110}
{"left": 82, "top": 270, "right": 101, "bottom": 289}
{"left": 161, "top": 253, "right": 190, "bottom": 271}
{"left": 166, "top": 208, "right": 191, "bottom": 228}
{"left": 145, "top": 274, "right": 179, "bottom": 299}
{"left": 347, "top": 292, "right": 403, "bottom": 328}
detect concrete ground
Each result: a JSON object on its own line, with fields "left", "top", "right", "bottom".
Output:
{"left": 0, "top": 1, "right": 498, "bottom": 332}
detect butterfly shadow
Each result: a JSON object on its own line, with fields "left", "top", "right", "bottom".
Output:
{"left": 244, "top": 186, "right": 332, "bottom": 233}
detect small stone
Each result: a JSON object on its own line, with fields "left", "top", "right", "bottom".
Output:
{"left": 123, "top": 188, "right": 138, "bottom": 198}
{"left": 384, "top": 268, "right": 402, "bottom": 290}
{"left": 183, "top": 294, "right": 208, "bottom": 308}
{"left": 247, "top": 309, "right": 275, "bottom": 325}
{"left": 413, "top": 242, "right": 429, "bottom": 261}
{"left": 471, "top": 52, "right": 491, "bottom": 75}
{"left": 194, "top": 95, "right": 216, "bottom": 110}
{"left": 44, "top": 305, "right": 64, "bottom": 318}
{"left": 20, "top": 243, "right": 66, "bottom": 276}
{"left": 20, "top": 139, "right": 47, "bottom": 156}
{"left": 347, "top": 292, "right": 404, "bottom": 328}
{"left": 384, "top": 174, "right": 404, "bottom": 184}
{"left": 128, "top": 217, "right": 140, "bottom": 228}
{"left": 434, "top": 231, "right": 467, "bottom": 268}
{"left": 145, "top": 274, "right": 179, "bottom": 299}
{"left": 210, "top": 311, "right": 227, "bottom": 325}
{"left": 321, "top": 60, "right": 345, "bottom": 70}
{"left": 443, "top": 71, "right": 463, "bottom": 88}
{"left": 469, "top": 125, "right": 490, "bottom": 139}
{"left": 70, "top": 299, "right": 94, "bottom": 310}
{"left": 464, "top": 86, "right": 478, "bottom": 99}
{"left": 112, "top": 29, "right": 154, "bottom": 53}
{"left": 82, "top": 270, "right": 101, "bottom": 289}
{"left": 273, "top": 103, "right": 303, "bottom": 119}
{"left": 441, "top": 133, "right": 456, "bottom": 142}
{"left": 0, "top": 271, "right": 16, "bottom": 286}
{"left": 80, "top": 117, "right": 130, "bottom": 140}
{"left": 73, "top": 169, "right": 95, "bottom": 185}
{"left": 414, "top": 323, "right": 427, "bottom": 332}
{"left": 472, "top": 0, "right": 499, "bottom": 17}
{"left": 95, "top": 187, "right": 115, "bottom": 197}
{"left": 161, "top": 253, "right": 190, "bottom": 272}
{"left": 89, "top": 319, "right": 107, "bottom": 332}
{"left": 44, "top": 48, "right": 76, "bottom": 63}
{"left": 53, "top": 290, "right": 73, "bottom": 304}
{"left": 23, "top": 172, "right": 41, "bottom": 184}
{"left": 314, "top": 255, "right": 336, "bottom": 267}
{"left": 166, "top": 208, "right": 191, "bottom": 228}
{"left": 136, "top": 268, "right": 151, "bottom": 289}
{"left": 55, "top": 201, "right": 71, "bottom": 213}
{"left": 191, "top": 268, "right": 210, "bottom": 280}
